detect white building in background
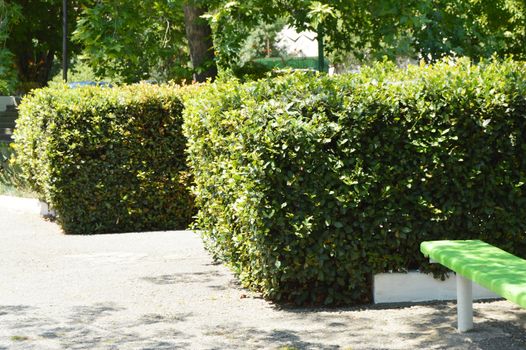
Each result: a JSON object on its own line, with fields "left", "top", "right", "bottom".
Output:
{"left": 275, "top": 26, "right": 334, "bottom": 74}
{"left": 276, "top": 26, "right": 318, "bottom": 57}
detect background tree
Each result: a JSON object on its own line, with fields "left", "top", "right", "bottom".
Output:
{"left": 183, "top": 0, "right": 217, "bottom": 82}
{"left": 413, "top": 0, "right": 526, "bottom": 60}
{"left": 3, "top": 0, "right": 526, "bottom": 91}
{"left": 204, "top": 0, "right": 280, "bottom": 70}
{"left": 5, "top": 0, "right": 88, "bottom": 89}
{"left": 206, "top": 0, "right": 526, "bottom": 71}
{"left": 74, "top": 0, "right": 190, "bottom": 83}
{"left": 74, "top": 0, "right": 219, "bottom": 83}
{"left": 238, "top": 18, "right": 286, "bottom": 64}
{"left": 0, "top": 0, "right": 20, "bottom": 94}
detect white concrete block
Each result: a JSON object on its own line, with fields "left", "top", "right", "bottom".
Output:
{"left": 0, "top": 195, "right": 56, "bottom": 217}
{"left": 0, "top": 195, "right": 41, "bottom": 214}
{"left": 373, "top": 271, "right": 499, "bottom": 304}
{"left": 0, "top": 96, "right": 17, "bottom": 112}
{"left": 39, "top": 201, "right": 56, "bottom": 216}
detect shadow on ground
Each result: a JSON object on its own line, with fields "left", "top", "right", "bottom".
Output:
{"left": 0, "top": 303, "right": 192, "bottom": 349}
{"left": 265, "top": 300, "right": 526, "bottom": 350}
{"left": 141, "top": 271, "right": 226, "bottom": 285}
{"left": 1, "top": 300, "right": 525, "bottom": 350}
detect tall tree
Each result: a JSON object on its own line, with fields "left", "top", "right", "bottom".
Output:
{"left": 409, "top": 0, "right": 526, "bottom": 60}
{"left": 74, "top": 0, "right": 190, "bottom": 83}
{"left": 0, "top": 0, "right": 20, "bottom": 93}
{"left": 183, "top": 1, "right": 217, "bottom": 82}
{"left": 5, "top": 0, "right": 88, "bottom": 88}
{"left": 74, "top": 0, "right": 219, "bottom": 83}
{"left": 206, "top": 0, "right": 526, "bottom": 68}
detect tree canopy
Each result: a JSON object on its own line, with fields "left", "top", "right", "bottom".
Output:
{"left": 1, "top": 0, "right": 526, "bottom": 91}
{"left": 208, "top": 0, "right": 526, "bottom": 67}
{"left": 5, "top": 0, "right": 88, "bottom": 89}
{"left": 0, "top": 0, "right": 20, "bottom": 93}
{"left": 74, "top": 0, "right": 191, "bottom": 83}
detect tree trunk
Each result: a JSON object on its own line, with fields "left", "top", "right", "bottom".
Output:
{"left": 15, "top": 48, "right": 55, "bottom": 88}
{"left": 183, "top": 3, "right": 217, "bottom": 82}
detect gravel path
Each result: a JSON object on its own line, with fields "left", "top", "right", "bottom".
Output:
{"left": 0, "top": 203, "right": 525, "bottom": 350}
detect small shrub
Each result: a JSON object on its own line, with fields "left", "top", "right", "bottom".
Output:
{"left": 184, "top": 58, "right": 526, "bottom": 305}
{"left": 0, "top": 143, "right": 34, "bottom": 197}
{"left": 13, "top": 83, "right": 194, "bottom": 234}
{"left": 232, "top": 61, "right": 271, "bottom": 82}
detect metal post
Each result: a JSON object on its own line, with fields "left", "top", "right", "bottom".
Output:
{"left": 317, "top": 25, "right": 324, "bottom": 72}
{"left": 456, "top": 274, "right": 473, "bottom": 332}
{"left": 62, "top": 0, "right": 68, "bottom": 82}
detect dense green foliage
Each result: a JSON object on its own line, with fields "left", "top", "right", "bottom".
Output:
{"left": 0, "top": 1, "right": 20, "bottom": 94}
{"left": 0, "top": 79, "right": 11, "bottom": 95}
{"left": 207, "top": 0, "right": 526, "bottom": 68}
{"left": 13, "top": 84, "right": 194, "bottom": 234}
{"left": 410, "top": 0, "right": 521, "bottom": 60}
{"left": 4, "top": 0, "right": 89, "bottom": 88}
{"left": 0, "top": 143, "right": 33, "bottom": 197}
{"left": 237, "top": 19, "right": 286, "bottom": 64}
{"left": 0, "top": 48, "right": 17, "bottom": 95}
{"left": 184, "top": 59, "right": 526, "bottom": 305}
{"left": 49, "top": 59, "right": 111, "bottom": 86}
{"left": 3, "top": 0, "right": 526, "bottom": 88}
{"left": 74, "top": 0, "right": 191, "bottom": 83}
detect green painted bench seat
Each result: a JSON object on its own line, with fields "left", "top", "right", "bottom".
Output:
{"left": 420, "top": 240, "right": 526, "bottom": 308}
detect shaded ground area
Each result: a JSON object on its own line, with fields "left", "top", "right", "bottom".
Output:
{"left": 0, "top": 205, "right": 525, "bottom": 349}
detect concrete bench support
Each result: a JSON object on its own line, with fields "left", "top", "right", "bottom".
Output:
{"left": 456, "top": 274, "right": 473, "bottom": 332}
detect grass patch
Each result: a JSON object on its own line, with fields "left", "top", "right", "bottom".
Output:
{"left": 10, "top": 335, "right": 30, "bottom": 341}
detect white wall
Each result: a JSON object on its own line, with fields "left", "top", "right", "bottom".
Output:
{"left": 0, "top": 96, "right": 17, "bottom": 112}
{"left": 276, "top": 26, "right": 318, "bottom": 57}
{"left": 374, "top": 272, "right": 499, "bottom": 303}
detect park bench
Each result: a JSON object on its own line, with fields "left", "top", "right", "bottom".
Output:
{"left": 420, "top": 240, "right": 526, "bottom": 332}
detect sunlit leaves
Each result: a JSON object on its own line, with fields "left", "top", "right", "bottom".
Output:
{"left": 73, "top": 0, "right": 191, "bottom": 83}
{"left": 13, "top": 83, "right": 195, "bottom": 234}
{"left": 207, "top": 0, "right": 526, "bottom": 71}
{"left": 185, "top": 59, "right": 526, "bottom": 305}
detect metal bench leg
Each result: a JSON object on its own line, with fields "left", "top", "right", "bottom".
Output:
{"left": 456, "top": 274, "right": 473, "bottom": 332}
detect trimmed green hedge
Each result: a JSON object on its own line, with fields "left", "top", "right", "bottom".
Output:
{"left": 184, "top": 59, "right": 526, "bottom": 305}
{"left": 13, "top": 83, "right": 194, "bottom": 234}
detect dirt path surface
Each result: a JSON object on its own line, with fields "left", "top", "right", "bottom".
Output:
{"left": 1, "top": 204, "right": 525, "bottom": 350}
